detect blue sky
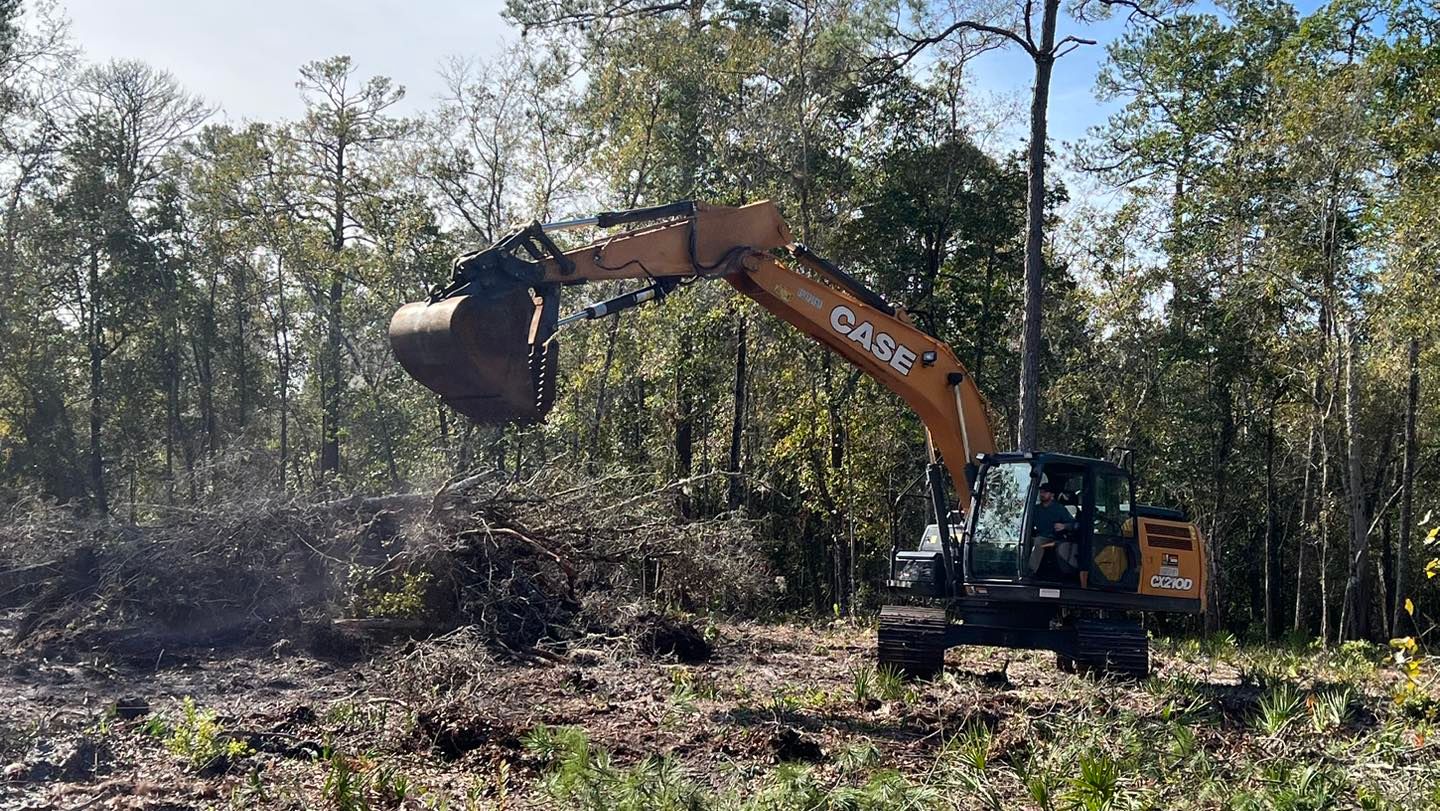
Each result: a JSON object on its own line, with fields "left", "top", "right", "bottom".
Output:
{"left": 56, "top": 0, "right": 1326, "bottom": 159}
{"left": 59, "top": 0, "right": 1127, "bottom": 139}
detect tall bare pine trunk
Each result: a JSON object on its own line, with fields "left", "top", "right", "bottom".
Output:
{"left": 1392, "top": 338, "right": 1418, "bottom": 635}
{"left": 1016, "top": 0, "right": 1060, "bottom": 451}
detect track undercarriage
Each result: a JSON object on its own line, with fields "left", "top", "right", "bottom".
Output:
{"left": 876, "top": 603, "right": 1150, "bottom": 679}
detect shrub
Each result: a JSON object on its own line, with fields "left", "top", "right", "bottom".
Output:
{"left": 1063, "top": 753, "right": 1122, "bottom": 811}
{"left": 356, "top": 570, "right": 434, "bottom": 620}
{"left": 1309, "top": 686, "right": 1355, "bottom": 733}
{"left": 160, "top": 697, "right": 251, "bottom": 771}
{"left": 1255, "top": 684, "right": 1304, "bottom": 736}
{"left": 850, "top": 664, "right": 875, "bottom": 705}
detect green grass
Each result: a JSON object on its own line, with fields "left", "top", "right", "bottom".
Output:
{"left": 1063, "top": 753, "right": 1122, "bottom": 811}
{"left": 514, "top": 692, "right": 1439, "bottom": 811}
{"left": 523, "top": 725, "right": 706, "bottom": 810}
{"left": 212, "top": 628, "right": 1440, "bottom": 809}
{"left": 850, "top": 663, "right": 875, "bottom": 705}
{"left": 321, "top": 751, "right": 367, "bottom": 811}
{"left": 1309, "top": 685, "right": 1355, "bottom": 733}
{"left": 873, "top": 664, "right": 908, "bottom": 701}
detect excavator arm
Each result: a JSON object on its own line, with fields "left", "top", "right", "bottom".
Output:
{"left": 388, "top": 200, "right": 996, "bottom": 509}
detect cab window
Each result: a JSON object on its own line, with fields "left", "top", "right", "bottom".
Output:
{"left": 1093, "top": 473, "right": 1134, "bottom": 538}
{"left": 919, "top": 524, "right": 961, "bottom": 553}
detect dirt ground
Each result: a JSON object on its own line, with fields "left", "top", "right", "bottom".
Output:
{"left": 0, "top": 615, "right": 1028, "bottom": 809}
{"left": 1, "top": 611, "right": 1434, "bottom": 810}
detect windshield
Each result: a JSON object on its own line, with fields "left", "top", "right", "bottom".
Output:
{"left": 970, "top": 463, "right": 1031, "bottom": 579}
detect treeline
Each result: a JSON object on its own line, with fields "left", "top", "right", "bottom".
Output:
{"left": 0, "top": 0, "right": 1435, "bottom": 642}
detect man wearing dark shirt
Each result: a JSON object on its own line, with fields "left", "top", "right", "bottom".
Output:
{"left": 1032, "top": 485, "right": 1077, "bottom": 538}
{"left": 1029, "top": 482, "right": 1080, "bottom": 576}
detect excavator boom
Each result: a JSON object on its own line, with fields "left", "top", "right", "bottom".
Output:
{"left": 388, "top": 200, "right": 996, "bottom": 505}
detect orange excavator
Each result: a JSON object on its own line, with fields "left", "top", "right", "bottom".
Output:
{"left": 389, "top": 201, "right": 1206, "bottom": 677}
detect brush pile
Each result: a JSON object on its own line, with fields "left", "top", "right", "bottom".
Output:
{"left": 0, "top": 469, "right": 776, "bottom": 661}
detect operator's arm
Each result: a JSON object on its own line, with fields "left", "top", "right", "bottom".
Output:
{"left": 1032, "top": 502, "right": 1077, "bottom": 536}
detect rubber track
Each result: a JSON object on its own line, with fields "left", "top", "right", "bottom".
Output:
{"left": 1073, "top": 618, "right": 1149, "bottom": 678}
{"left": 877, "top": 605, "right": 947, "bottom": 679}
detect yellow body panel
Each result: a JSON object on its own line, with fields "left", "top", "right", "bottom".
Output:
{"left": 1137, "top": 517, "right": 1207, "bottom": 610}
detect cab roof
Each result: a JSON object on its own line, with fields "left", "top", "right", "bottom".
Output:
{"left": 976, "top": 451, "right": 1130, "bottom": 479}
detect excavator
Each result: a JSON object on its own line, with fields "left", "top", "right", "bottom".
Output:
{"left": 388, "top": 200, "right": 1206, "bottom": 677}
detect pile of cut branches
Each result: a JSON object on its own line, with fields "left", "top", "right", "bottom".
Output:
{"left": 0, "top": 467, "right": 777, "bottom": 660}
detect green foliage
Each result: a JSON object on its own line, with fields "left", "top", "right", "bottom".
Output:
{"left": 320, "top": 750, "right": 426, "bottom": 811}
{"left": 1060, "top": 753, "right": 1122, "bottom": 811}
{"left": 1231, "top": 763, "right": 1344, "bottom": 811}
{"left": 873, "top": 665, "right": 909, "bottom": 702}
{"left": 523, "top": 725, "right": 707, "bottom": 810}
{"left": 160, "top": 697, "right": 251, "bottom": 771}
{"left": 668, "top": 667, "right": 720, "bottom": 702}
{"left": 1255, "top": 684, "right": 1305, "bottom": 736}
{"left": 943, "top": 726, "right": 993, "bottom": 773}
{"left": 849, "top": 663, "right": 874, "bottom": 705}
{"left": 322, "top": 752, "right": 366, "bottom": 811}
{"left": 515, "top": 640, "right": 1440, "bottom": 811}
{"left": 1309, "top": 686, "right": 1355, "bottom": 733}
{"left": 833, "top": 740, "right": 881, "bottom": 775}
{"left": 356, "top": 571, "right": 433, "bottom": 620}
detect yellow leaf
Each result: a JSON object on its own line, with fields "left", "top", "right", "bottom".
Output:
{"left": 1404, "top": 598, "right": 1415, "bottom": 616}
{"left": 1426, "top": 559, "right": 1440, "bottom": 579}
{"left": 1428, "top": 527, "right": 1440, "bottom": 545}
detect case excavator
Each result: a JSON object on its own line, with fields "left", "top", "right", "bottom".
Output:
{"left": 388, "top": 201, "right": 1206, "bottom": 677}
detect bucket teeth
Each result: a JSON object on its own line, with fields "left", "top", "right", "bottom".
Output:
{"left": 388, "top": 289, "right": 558, "bottom": 424}
{"left": 530, "top": 340, "right": 559, "bottom": 419}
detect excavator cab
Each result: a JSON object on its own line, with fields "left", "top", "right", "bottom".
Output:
{"left": 963, "top": 455, "right": 1142, "bottom": 591}
{"left": 889, "top": 454, "right": 1144, "bottom": 597}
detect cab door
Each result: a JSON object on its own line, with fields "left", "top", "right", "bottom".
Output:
{"left": 964, "top": 462, "right": 1035, "bottom": 582}
{"left": 1086, "top": 469, "right": 1140, "bottom": 592}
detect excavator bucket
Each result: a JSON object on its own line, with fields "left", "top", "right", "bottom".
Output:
{"left": 388, "top": 287, "right": 558, "bottom": 423}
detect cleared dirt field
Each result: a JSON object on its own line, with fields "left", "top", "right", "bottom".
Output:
{"left": 3, "top": 615, "right": 1436, "bottom": 810}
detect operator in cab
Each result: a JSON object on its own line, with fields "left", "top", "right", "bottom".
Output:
{"left": 1028, "top": 481, "right": 1080, "bottom": 579}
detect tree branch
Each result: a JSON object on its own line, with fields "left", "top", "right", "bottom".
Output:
{"left": 883, "top": 19, "right": 1037, "bottom": 76}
